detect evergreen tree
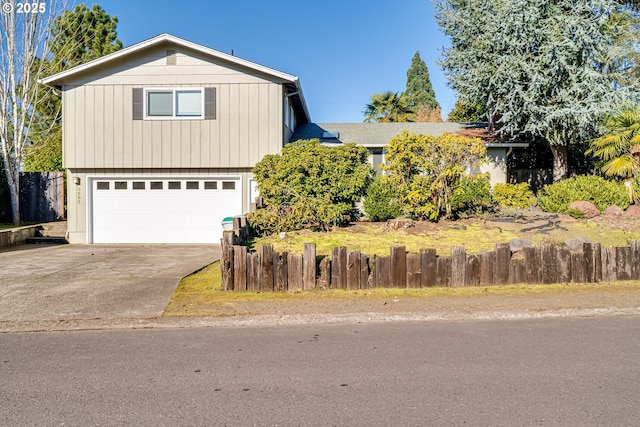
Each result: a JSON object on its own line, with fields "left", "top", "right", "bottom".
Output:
{"left": 436, "top": 0, "right": 636, "bottom": 181}
{"left": 404, "top": 51, "right": 439, "bottom": 112}
{"left": 26, "top": 4, "right": 122, "bottom": 172}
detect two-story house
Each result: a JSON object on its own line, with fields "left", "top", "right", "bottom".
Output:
{"left": 42, "top": 34, "right": 310, "bottom": 244}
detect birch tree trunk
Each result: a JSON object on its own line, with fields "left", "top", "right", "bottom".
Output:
{"left": 0, "top": 0, "right": 65, "bottom": 224}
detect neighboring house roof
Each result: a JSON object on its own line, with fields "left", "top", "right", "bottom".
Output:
{"left": 291, "top": 122, "right": 465, "bottom": 147}
{"left": 292, "top": 122, "right": 529, "bottom": 149}
{"left": 40, "top": 33, "right": 310, "bottom": 124}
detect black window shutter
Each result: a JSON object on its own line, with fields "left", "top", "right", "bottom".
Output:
{"left": 132, "top": 88, "right": 143, "bottom": 120}
{"left": 204, "top": 87, "right": 216, "bottom": 120}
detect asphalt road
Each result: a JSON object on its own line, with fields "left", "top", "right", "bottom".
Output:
{"left": 2, "top": 317, "right": 640, "bottom": 426}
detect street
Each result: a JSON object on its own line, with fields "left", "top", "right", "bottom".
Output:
{"left": 2, "top": 316, "right": 639, "bottom": 426}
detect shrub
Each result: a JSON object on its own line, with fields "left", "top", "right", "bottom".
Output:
{"left": 450, "top": 173, "right": 494, "bottom": 217}
{"left": 363, "top": 175, "right": 403, "bottom": 221}
{"left": 247, "top": 139, "right": 374, "bottom": 235}
{"left": 493, "top": 182, "right": 535, "bottom": 208}
{"left": 383, "top": 131, "right": 487, "bottom": 221}
{"left": 537, "top": 175, "right": 629, "bottom": 213}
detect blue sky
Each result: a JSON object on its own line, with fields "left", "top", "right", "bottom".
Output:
{"left": 92, "top": 0, "right": 455, "bottom": 123}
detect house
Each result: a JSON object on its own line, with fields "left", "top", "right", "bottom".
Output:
{"left": 42, "top": 33, "right": 528, "bottom": 244}
{"left": 41, "top": 33, "right": 310, "bottom": 244}
{"left": 291, "top": 122, "right": 529, "bottom": 186}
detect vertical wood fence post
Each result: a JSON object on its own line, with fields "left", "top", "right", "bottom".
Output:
{"left": 318, "top": 257, "right": 331, "bottom": 289}
{"left": 450, "top": 246, "right": 466, "bottom": 287}
{"left": 260, "top": 245, "right": 274, "bottom": 292}
{"left": 221, "top": 231, "right": 235, "bottom": 291}
{"left": 247, "top": 252, "right": 260, "bottom": 291}
{"left": 390, "top": 246, "right": 407, "bottom": 288}
{"left": 288, "top": 253, "right": 303, "bottom": 291}
{"left": 232, "top": 245, "right": 247, "bottom": 291}
{"left": 632, "top": 240, "right": 640, "bottom": 281}
{"left": 374, "top": 256, "right": 391, "bottom": 288}
{"left": 583, "top": 243, "right": 594, "bottom": 283}
{"left": 360, "top": 254, "right": 371, "bottom": 289}
{"left": 593, "top": 243, "right": 602, "bottom": 282}
{"left": 436, "top": 257, "right": 451, "bottom": 287}
{"left": 494, "top": 243, "right": 510, "bottom": 285}
{"left": 571, "top": 252, "right": 585, "bottom": 283}
{"left": 556, "top": 247, "right": 571, "bottom": 283}
{"left": 303, "top": 243, "right": 316, "bottom": 290}
{"left": 616, "top": 246, "right": 632, "bottom": 281}
{"left": 347, "top": 250, "right": 361, "bottom": 290}
{"left": 275, "top": 251, "right": 288, "bottom": 292}
{"left": 331, "top": 247, "right": 347, "bottom": 289}
{"left": 480, "top": 250, "right": 495, "bottom": 286}
{"left": 406, "top": 254, "right": 421, "bottom": 289}
{"left": 541, "top": 244, "right": 557, "bottom": 284}
{"left": 466, "top": 254, "right": 480, "bottom": 286}
{"left": 420, "top": 249, "right": 437, "bottom": 288}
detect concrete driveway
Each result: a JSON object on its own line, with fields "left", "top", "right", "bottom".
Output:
{"left": 0, "top": 244, "right": 219, "bottom": 324}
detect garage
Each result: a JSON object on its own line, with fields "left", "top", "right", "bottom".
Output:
{"left": 90, "top": 177, "right": 242, "bottom": 243}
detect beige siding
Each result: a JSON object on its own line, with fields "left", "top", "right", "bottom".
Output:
{"left": 61, "top": 46, "right": 286, "bottom": 170}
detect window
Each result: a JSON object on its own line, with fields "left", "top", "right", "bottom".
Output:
{"left": 150, "top": 181, "right": 163, "bottom": 190}
{"left": 204, "top": 181, "right": 217, "bottom": 190}
{"left": 145, "top": 88, "right": 204, "bottom": 119}
{"left": 132, "top": 182, "right": 145, "bottom": 190}
{"left": 222, "top": 181, "right": 236, "bottom": 190}
{"left": 186, "top": 181, "right": 199, "bottom": 190}
{"left": 168, "top": 181, "right": 181, "bottom": 190}
{"left": 115, "top": 181, "right": 127, "bottom": 190}
{"left": 96, "top": 182, "right": 110, "bottom": 190}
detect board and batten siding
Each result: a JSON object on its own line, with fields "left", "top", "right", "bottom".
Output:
{"left": 62, "top": 46, "right": 286, "bottom": 170}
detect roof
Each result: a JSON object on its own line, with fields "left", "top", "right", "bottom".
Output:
{"left": 291, "top": 122, "right": 530, "bottom": 149}
{"left": 291, "top": 122, "right": 465, "bottom": 147}
{"left": 40, "top": 33, "right": 311, "bottom": 123}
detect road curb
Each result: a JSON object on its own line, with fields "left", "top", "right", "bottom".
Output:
{"left": 2, "top": 306, "right": 640, "bottom": 333}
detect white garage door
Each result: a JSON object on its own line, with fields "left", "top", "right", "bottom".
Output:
{"left": 91, "top": 177, "right": 242, "bottom": 243}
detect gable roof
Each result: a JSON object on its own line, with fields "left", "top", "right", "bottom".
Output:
{"left": 292, "top": 122, "right": 465, "bottom": 147}
{"left": 40, "top": 33, "right": 310, "bottom": 123}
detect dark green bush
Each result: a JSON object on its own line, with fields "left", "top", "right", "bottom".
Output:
{"left": 247, "top": 139, "right": 374, "bottom": 235}
{"left": 537, "top": 175, "right": 629, "bottom": 213}
{"left": 492, "top": 182, "right": 535, "bottom": 208}
{"left": 363, "top": 175, "right": 403, "bottom": 221}
{"left": 450, "top": 173, "right": 494, "bottom": 217}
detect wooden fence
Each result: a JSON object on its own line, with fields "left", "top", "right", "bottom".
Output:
{"left": 221, "top": 232, "right": 640, "bottom": 292}
{"left": 19, "top": 172, "right": 65, "bottom": 222}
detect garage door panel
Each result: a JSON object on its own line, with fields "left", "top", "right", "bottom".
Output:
{"left": 92, "top": 177, "right": 242, "bottom": 244}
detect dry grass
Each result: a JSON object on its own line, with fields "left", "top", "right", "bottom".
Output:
{"left": 252, "top": 217, "right": 640, "bottom": 257}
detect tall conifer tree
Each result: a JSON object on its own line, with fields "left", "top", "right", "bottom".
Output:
{"left": 404, "top": 51, "right": 439, "bottom": 111}
{"left": 404, "top": 51, "right": 442, "bottom": 121}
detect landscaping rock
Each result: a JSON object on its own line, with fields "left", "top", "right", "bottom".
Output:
{"left": 604, "top": 205, "right": 623, "bottom": 216}
{"left": 565, "top": 236, "right": 591, "bottom": 252}
{"left": 509, "top": 238, "right": 535, "bottom": 252}
{"left": 386, "top": 219, "right": 415, "bottom": 230}
{"left": 624, "top": 204, "right": 640, "bottom": 217}
{"left": 568, "top": 201, "right": 600, "bottom": 219}
{"left": 279, "top": 232, "right": 287, "bottom": 240}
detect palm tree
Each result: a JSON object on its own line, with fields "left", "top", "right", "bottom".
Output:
{"left": 363, "top": 91, "right": 413, "bottom": 123}
{"left": 588, "top": 107, "right": 640, "bottom": 202}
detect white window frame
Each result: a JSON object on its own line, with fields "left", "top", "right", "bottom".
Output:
{"left": 143, "top": 87, "right": 205, "bottom": 120}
